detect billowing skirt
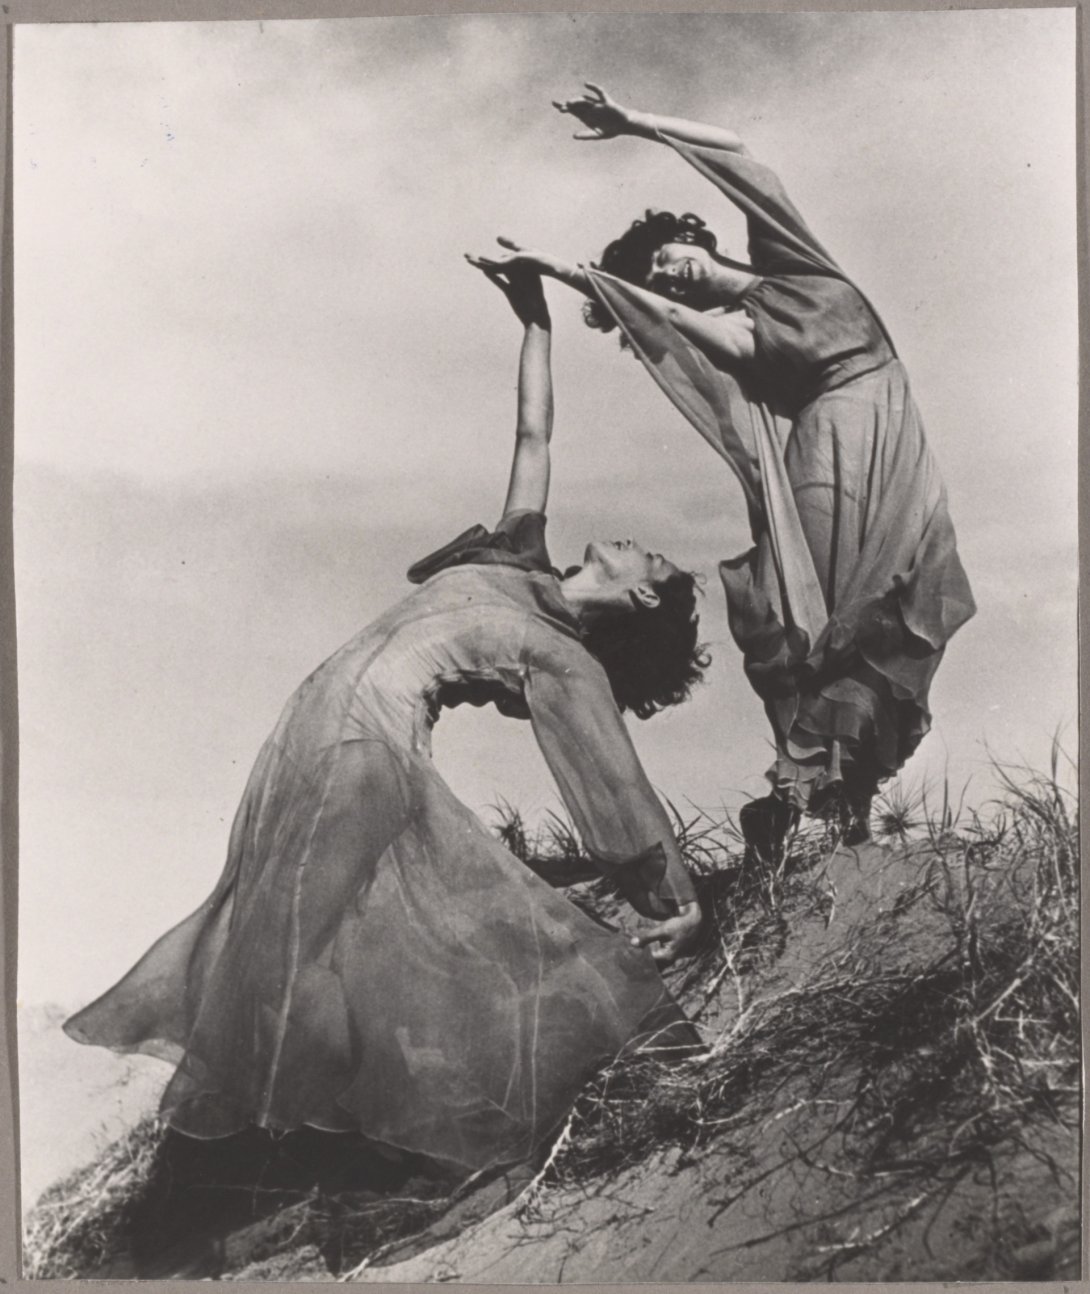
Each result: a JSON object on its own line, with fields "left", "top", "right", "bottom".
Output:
{"left": 721, "top": 361, "right": 975, "bottom": 810}
{"left": 65, "top": 734, "right": 689, "bottom": 1172}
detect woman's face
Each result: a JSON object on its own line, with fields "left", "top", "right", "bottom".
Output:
{"left": 583, "top": 539, "right": 679, "bottom": 605}
{"left": 644, "top": 242, "right": 716, "bottom": 304}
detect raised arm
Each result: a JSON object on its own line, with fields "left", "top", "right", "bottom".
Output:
{"left": 502, "top": 318, "right": 551, "bottom": 520}
{"left": 553, "top": 83, "right": 746, "bottom": 154}
{"left": 501, "top": 277, "right": 553, "bottom": 517}
{"left": 554, "top": 85, "right": 839, "bottom": 279}
{"left": 467, "top": 265, "right": 558, "bottom": 517}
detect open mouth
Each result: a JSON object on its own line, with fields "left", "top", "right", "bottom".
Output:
{"left": 664, "top": 260, "right": 695, "bottom": 299}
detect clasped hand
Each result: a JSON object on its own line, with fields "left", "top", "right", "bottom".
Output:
{"left": 630, "top": 900, "right": 702, "bottom": 966}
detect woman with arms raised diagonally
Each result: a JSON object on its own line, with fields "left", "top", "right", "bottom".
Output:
{"left": 472, "top": 86, "right": 975, "bottom": 861}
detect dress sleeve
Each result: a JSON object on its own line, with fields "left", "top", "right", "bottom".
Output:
{"left": 407, "top": 510, "right": 555, "bottom": 584}
{"left": 492, "top": 510, "right": 554, "bottom": 569}
{"left": 646, "top": 134, "right": 900, "bottom": 379}
{"left": 523, "top": 632, "right": 697, "bottom": 919}
{"left": 658, "top": 133, "right": 842, "bottom": 278}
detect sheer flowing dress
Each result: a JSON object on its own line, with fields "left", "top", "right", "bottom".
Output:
{"left": 586, "top": 136, "right": 975, "bottom": 810}
{"left": 64, "top": 513, "right": 697, "bottom": 1173}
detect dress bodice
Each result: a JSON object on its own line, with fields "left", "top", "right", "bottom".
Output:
{"left": 266, "top": 564, "right": 578, "bottom": 757}
{"left": 251, "top": 514, "right": 696, "bottom": 911}
{"left": 740, "top": 274, "right": 894, "bottom": 414}
{"left": 657, "top": 132, "right": 897, "bottom": 415}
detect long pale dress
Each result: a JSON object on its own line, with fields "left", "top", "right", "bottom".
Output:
{"left": 587, "top": 137, "right": 976, "bottom": 811}
{"left": 64, "top": 512, "right": 697, "bottom": 1173}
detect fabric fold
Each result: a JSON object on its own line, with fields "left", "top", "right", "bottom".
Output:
{"left": 65, "top": 514, "right": 699, "bottom": 1171}
{"left": 584, "top": 135, "right": 974, "bottom": 806}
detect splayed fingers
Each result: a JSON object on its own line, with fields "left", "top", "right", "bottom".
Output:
{"left": 552, "top": 82, "right": 630, "bottom": 140}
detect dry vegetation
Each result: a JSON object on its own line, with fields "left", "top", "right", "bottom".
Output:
{"left": 23, "top": 754, "right": 1081, "bottom": 1281}
{"left": 538, "top": 759, "right": 1080, "bottom": 1277}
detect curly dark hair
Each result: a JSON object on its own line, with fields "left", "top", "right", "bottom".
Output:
{"left": 576, "top": 569, "right": 711, "bottom": 720}
{"left": 583, "top": 210, "right": 720, "bottom": 335}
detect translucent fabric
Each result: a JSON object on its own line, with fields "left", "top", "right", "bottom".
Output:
{"left": 65, "top": 520, "right": 697, "bottom": 1172}
{"left": 586, "top": 136, "right": 975, "bottom": 807}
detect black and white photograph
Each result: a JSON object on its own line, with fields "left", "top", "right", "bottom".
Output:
{"left": 11, "top": 8, "right": 1081, "bottom": 1282}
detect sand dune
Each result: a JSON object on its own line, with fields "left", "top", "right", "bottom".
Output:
{"left": 19, "top": 819, "right": 1082, "bottom": 1281}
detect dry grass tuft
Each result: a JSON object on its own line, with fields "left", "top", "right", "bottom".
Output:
{"left": 23, "top": 1115, "right": 164, "bottom": 1279}
{"left": 525, "top": 750, "right": 1080, "bottom": 1276}
{"left": 22, "top": 1120, "right": 460, "bottom": 1279}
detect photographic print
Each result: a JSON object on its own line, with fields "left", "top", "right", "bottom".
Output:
{"left": 12, "top": 9, "right": 1080, "bottom": 1281}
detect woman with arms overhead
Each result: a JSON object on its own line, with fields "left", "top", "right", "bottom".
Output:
{"left": 65, "top": 267, "right": 706, "bottom": 1176}
{"left": 473, "top": 85, "right": 974, "bottom": 858}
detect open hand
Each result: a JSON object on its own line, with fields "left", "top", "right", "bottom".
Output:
{"left": 630, "top": 900, "right": 702, "bottom": 965}
{"left": 552, "top": 82, "right": 632, "bottom": 141}
{"left": 467, "top": 237, "right": 587, "bottom": 301}
{"left": 466, "top": 236, "right": 557, "bottom": 277}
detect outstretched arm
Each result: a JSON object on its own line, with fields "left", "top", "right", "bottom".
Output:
{"left": 471, "top": 246, "right": 755, "bottom": 370}
{"left": 469, "top": 264, "right": 557, "bottom": 517}
{"left": 557, "top": 84, "right": 842, "bottom": 279}
{"left": 554, "top": 83, "right": 746, "bottom": 154}
{"left": 469, "top": 238, "right": 591, "bottom": 302}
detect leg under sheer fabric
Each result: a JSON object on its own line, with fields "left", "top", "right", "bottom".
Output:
{"left": 69, "top": 737, "right": 689, "bottom": 1173}
{"left": 785, "top": 380, "right": 888, "bottom": 614}
{"left": 772, "top": 372, "right": 924, "bottom": 814}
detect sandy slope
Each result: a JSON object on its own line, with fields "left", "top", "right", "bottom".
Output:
{"left": 234, "top": 841, "right": 1081, "bottom": 1283}
{"left": 20, "top": 838, "right": 1083, "bottom": 1281}
{"left": 345, "top": 1126, "right": 1079, "bottom": 1285}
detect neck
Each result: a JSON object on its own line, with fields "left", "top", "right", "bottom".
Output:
{"left": 708, "top": 259, "right": 757, "bottom": 305}
{"left": 559, "top": 570, "right": 623, "bottom": 624}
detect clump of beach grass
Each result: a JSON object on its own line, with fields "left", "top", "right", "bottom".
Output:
{"left": 22, "top": 1115, "right": 163, "bottom": 1279}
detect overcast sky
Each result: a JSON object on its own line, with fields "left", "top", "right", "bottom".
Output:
{"left": 14, "top": 10, "right": 1077, "bottom": 1007}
